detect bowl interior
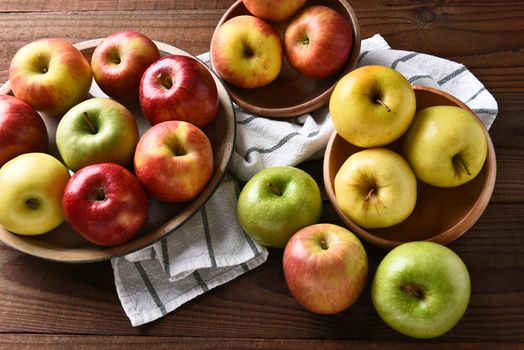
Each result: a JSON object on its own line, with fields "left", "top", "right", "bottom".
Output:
{"left": 0, "top": 39, "right": 236, "bottom": 262}
{"left": 323, "top": 86, "right": 496, "bottom": 249}
{"left": 211, "top": 0, "right": 361, "bottom": 118}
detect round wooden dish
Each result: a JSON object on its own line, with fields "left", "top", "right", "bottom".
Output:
{"left": 323, "top": 86, "right": 497, "bottom": 249}
{"left": 0, "top": 39, "right": 236, "bottom": 263}
{"left": 210, "top": 0, "right": 361, "bottom": 118}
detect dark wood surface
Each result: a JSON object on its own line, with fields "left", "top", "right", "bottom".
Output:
{"left": 0, "top": 1, "right": 523, "bottom": 348}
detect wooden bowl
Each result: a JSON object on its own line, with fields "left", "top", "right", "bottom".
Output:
{"left": 210, "top": 0, "right": 361, "bottom": 118}
{"left": 323, "top": 86, "right": 497, "bottom": 249}
{"left": 0, "top": 39, "right": 236, "bottom": 262}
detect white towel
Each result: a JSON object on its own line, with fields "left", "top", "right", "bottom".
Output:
{"left": 112, "top": 34, "right": 498, "bottom": 326}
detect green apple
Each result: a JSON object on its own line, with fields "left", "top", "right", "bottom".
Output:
{"left": 56, "top": 97, "right": 139, "bottom": 171}
{"left": 372, "top": 241, "right": 471, "bottom": 339}
{"left": 0, "top": 153, "right": 70, "bottom": 235}
{"left": 237, "top": 166, "right": 322, "bottom": 248}
{"left": 402, "top": 105, "right": 488, "bottom": 187}
{"left": 334, "top": 148, "right": 417, "bottom": 229}
{"left": 329, "top": 65, "right": 416, "bottom": 147}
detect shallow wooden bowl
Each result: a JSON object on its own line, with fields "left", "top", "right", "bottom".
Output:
{"left": 210, "top": 0, "right": 361, "bottom": 118}
{"left": 0, "top": 39, "right": 236, "bottom": 262}
{"left": 323, "top": 86, "right": 497, "bottom": 249}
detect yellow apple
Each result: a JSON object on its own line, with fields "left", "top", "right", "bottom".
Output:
{"left": 334, "top": 148, "right": 417, "bottom": 229}
{"left": 402, "top": 105, "right": 488, "bottom": 187}
{"left": 0, "top": 153, "right": 70, "bottom": 235}
{"left": 329, "top": 65, "right": 416, "bottom": 147}
{"left": 211, "top": 15, "right": 283, "bottom": 89}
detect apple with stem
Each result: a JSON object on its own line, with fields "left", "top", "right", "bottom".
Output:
{"left": 9, "top": 38, "right": 92, "bottom": 117}
{"left": 91, "top": 31, "right": 160, "bottom": 102}
{"left": 284, "top": 5, "right": 353, "bottom": 79}
{"left": 329, "top": 65, "right": 416, "bottom": 148}
{"left": 334, "top": 148, "right": 417, "bottom": 229}
{"left": 0, "top": 95, "right": 48, "bottom": 168}
{"left": 283, "top": 223, "right": 368, "bottom": 314}
{"left": 211, "top": 15, "right": 283, "bottom": 89}
{"left": 402, "top": 105, "right": 488, "bottom": 187}
{"left": 372, "top": 241, "right": 471, "bottom": 339}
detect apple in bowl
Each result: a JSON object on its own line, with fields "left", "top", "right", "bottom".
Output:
{"left": 242, "top": 0, "right": 306, "bottom": 22}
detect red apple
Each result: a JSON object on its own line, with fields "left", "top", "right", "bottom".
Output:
{"left": 243, "top": 0, "right": 306, "bottom": 22}
{"left": 134, "top": 120, "right": 213, "bottom": 202}
{"left": 91, "top": 31, "right": 160, "bottom": 102}
{"left": 283, "top": 223, "right": 368, "bottom": 314}
{"left": 139, "top": 55, "right": 218, "bottom": 128}
{"left": 62, "top": 163, "right": 149, "bottom": 247}
{"left": 0, "top": 95, "right": 48, "bottom": 168}
{"left": 284, "top": 5, "right": 353, "bottom": 78}
{"left": 9, "top": 38, "right": 92, "bottom": 116}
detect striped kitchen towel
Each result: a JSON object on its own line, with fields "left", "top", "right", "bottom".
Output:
{"left": 112, "top": 34, "right": 498, "bottom": 326}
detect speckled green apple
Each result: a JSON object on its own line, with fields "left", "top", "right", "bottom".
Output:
{"left": 55, "top": 97, "right": 139, "bottom": 171}
{"left": 237, "top": 166, "right": 322, "bottom": 248}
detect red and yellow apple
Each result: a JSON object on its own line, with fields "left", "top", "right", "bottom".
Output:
{"left": 242, "top": 0, "right": 306, "bottom": 22}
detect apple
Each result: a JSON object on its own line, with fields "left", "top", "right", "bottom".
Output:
{"left": 55, "top": 97, "right": 139, "bottom": 172}
{"left": 0, "top": 153, "right": 70, "bottom": 235}
{"left": 242, "top": 0, "right": 306, "bottom": 22}
{"left": 9, "top": 38, "right": 92, "bottom": 117}
{"left": 402, "top": 105, "right": 488, "bottom": 188}
{"left": 62, "top": 163, "right": 149, "bottom": 247}
{"left": 284, "top": 5, "right": 353, "bottom": 79}
{"left": 0, "top": 95, "right": 48, "bottom": 168}
{"left": 91, "top": 31, "right": 160, "bottom": 102}
{"left": 211, "top": 15, "right": 283, "bottom": 89}
{"left": 334, "top": 148, "right": 417, "bottom": 229}
{"left": 372, "top": 241, "right": 471, "bottom": 339}
{"left": 283, "top": 223, "right": 368, "bottom": 314}
{"left": 134, "top": 120, "right": 213, "bottom": 202}
{"left": 329, "top": 65, "right": 416, "bottom": 148}
{"left": 236, "top": 166, "right": 322, "bottom": 248}
{"left": 139, "top": 55, "right": 218, "bottom": 128}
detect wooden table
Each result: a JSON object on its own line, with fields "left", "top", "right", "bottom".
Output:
{"left": 0, "top": 1, "right": 523, "bottom": 349}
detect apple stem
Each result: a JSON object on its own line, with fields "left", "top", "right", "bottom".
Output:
{"left": 94, "top": 187, "right": 106, "bottom": 201}
{"left": 83, "top": 112, "right": 97, "bottom": 134}
{"left": 400, "top": 283, "right": 425, "bottom": 300}
{"left": 25, "top": 198, "right": 40, "bottom": 210}
{"left": 267, "top": 182, "right": 282, "bottom": 196}
{"left": 319, "top": 240, "right": 329, "bottom": 250}
{"left": 365, "top": 188, "right": 376, "bottom": 202}
{"left": 374, "top": 99, "right": 391, "bottom": 112}
{"left": 453, "top": 155, "right": 472, "bottom": 176}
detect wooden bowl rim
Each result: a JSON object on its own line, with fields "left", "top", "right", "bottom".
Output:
{"left": 210, "top": 0, "right": 361, "bottom": 118}
{"left": 0, "top": 38, "right": 237, "bottom": 263}
{"left": 323, "top": 85, "right": 497, "bottom": 249}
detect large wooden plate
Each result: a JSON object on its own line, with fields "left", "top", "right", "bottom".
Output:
{"left": 0, "top": 39, "right": 236, "bottom": 263}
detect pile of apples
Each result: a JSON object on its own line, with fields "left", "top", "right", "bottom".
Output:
{"left": 211, "top": 0, "right": 353, "bottom": 88}
{"left": 0, "top": 31, "right": 219, "bottom": 247}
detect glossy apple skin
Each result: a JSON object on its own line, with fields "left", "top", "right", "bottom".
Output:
{"left": 91, "top": 31, "right": 160, "bottom": 102}
{"left": 329, "top": 65, "right": 416, "bottom": 148}
{"left": 0, "top": 153, "right": 70, "bottom": 235}
{"left": 55, "top": 97, "right": 139, "bottom": 172}
{"left": 134, "top": 120, "right": 214, "bottom": 202}
{"left": 62, "top": 163, "right": 149, "bottom": 247}
{"left": 372, "top": 242, "right": 471, "bottom": 339}
{"left": 334, "top": 148, "right": 417, "bottom": 229}
{"left": 139, "top": 55, "right": 218, "bottom": 128}
{"left": 243, "top": 0, "right": 306, "bottom": 22}
{"left": 211, "top": 15, "right": 283, "bottom": 89}
{"left": 9, "top": 38, "right": 92, "bottom": 117}
{"left": 284, "top": 5, "right": 352, "bottom": 79}
{"left": 0, "top": 95, "right": 48, "bottom": 168}
{"left": 402, "top": 105, "right": 488, "bottom": 188}
{"left": 236, "top": 166, "right": 322, "bottom": 248}
{"left": 283, "top": 223, "right": 368, "bottom": 314}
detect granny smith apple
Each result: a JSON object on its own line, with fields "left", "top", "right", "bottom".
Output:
{"left": 372, "top": 241, "right": 471, "bottom": 339}
{"left": 56, "top": 97, "right": 139, "bottom": 171}
{"left": 237, "top": 166, "right": 322, "bottom": 248}
{"left": 329, "top": 65, "right": 416, "bottom": 147}
{"left": 334, "top": 148, "right": 417, "bottom": 229}
{"left": 402, "top": 105, "right": 488, "bottom": 187}
{"left": 0, "top": 153, "right": 70, "bottom": 235}
{"left": 283, "top": 223, "right": 368, "bottom": 314}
